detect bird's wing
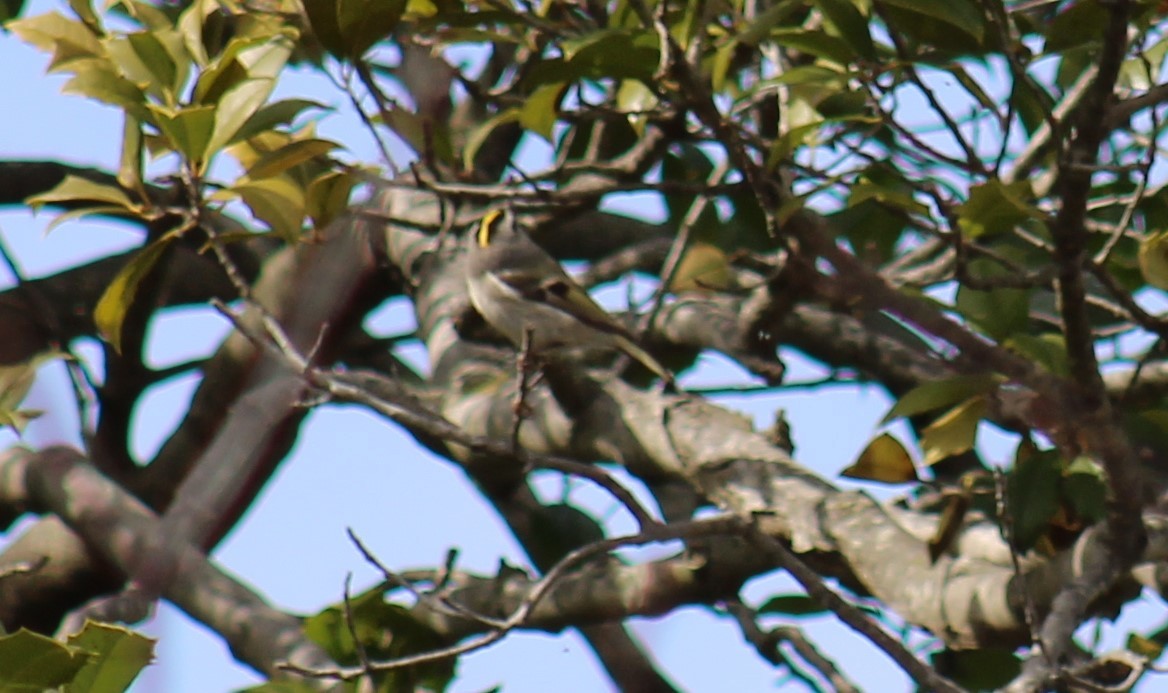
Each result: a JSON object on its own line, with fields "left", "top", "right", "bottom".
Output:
{"left": 492, "top": 268, "right": 636, "bottom": 338}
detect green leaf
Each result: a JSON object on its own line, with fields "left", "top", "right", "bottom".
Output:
{"left": 735, "top": 0, "right": 805, "bottom": 46}
{"left": 881, "top": 374, "right": 998, "bottom": 424}
{"left": 519, "top": 82, "right": 565, "bottom": 142}
{"left": 243, "top": 138, "right": 340, "bottom": 180}
{"left": 61, "top": 60, "right": 150, "bottom": 120}
{"left": 7, "top": 11, "right": 103, "bottom": 70}
{"left": 192, "top": 30, "right": 293, "bottom": 106}
{"left": 117, "top": 113, "right": 144, "bottom": 195}
{"left": 955, "top": 259, "right": 1030, "bottom": 341}
{"left": 338, "top": 0, "right": 408, "bottom": 59}
{"left": 1044, "top": 0, "right": 1107, "bottom": 53}
{"left": 222, "top": 176, "right": 306, "bottom": 242}
{"left": 0, "top": 629, "right": 91, "bottom": 689}
{"left": 38, "top": 206, "right": 144, "bottom": 235}
{"left": 757, "top": 594, "right": 828, "bottom": 617}
{"left": 849, "top": 180, "right": 929, "bottom": 216}
{"left": 957, "top": 181, "right": 1040, "bottom": 239}
{"left": 95, "top": 237, "right": 176, "bottom": 353}
{"left": 920, "top": 396, "right": 986, "bottom": 466}
{"left": 1008, "top": 448, "right": 1062, "bottom": 550}
{"left": 379, "top": 106, "right": 454, "bottom": 163}
{"left": 104, "top": 29, "right": 188, "bottom": 102}
{"left": 203, "top": 78, "right": 279, "bottom": 170}
{"left": 1128, "top": 633, "right": 1164, "bottom": 659}
{"left": 0, "top": 352, "right": 64, "bottom": 434}
{"left": 301, "top": 0, "right": 345, "bottom": 58}
{"left": 462, "top": 107, "right": 521, "bottom": 171}
{"left": 814, "top": 0, "right": 875, "bottom": 60}
{"left": 231, "top": 99, "right": 330, "bottom": 143}
{"left": 64, "top": 621, "right": 155, "bottom": 692}
{"left": 1063, "top": 456, "right": 1106, "bottom": 525}
{"left": 1005, "top": 333, "right": 1069, "bottom": 377}
{"left": 662, "top": 143, "right": 714, "bottom": 220}
{"left": 932, "top": 647, "right": 1021, "bottom": 691}
{"left": 1139, "top": 231, "right": 1168, "bottom": 290}
{"left": 0, "top": 0, "right": 29, "bottom": 22}
{"left": 949, "top": 63, "right": 1002, "bottom": 114}
{"left": 771, "top": 28, "right": 857, "bottom": 66}
{"left": 879, "top": 0, "right": 985, "bottom": 44}
{"left": 544, "top": 29, "right": 660, "bottom": 83}
{"left": 615, "top": 78, "right": 658, "bottom": 134}
{"left": 26, "top": 174, "right": 139, "bottom": 213}
{"left": 176, "top": 0, "right": 215, "bottom": 67}
{"left": 306, "top": 171, "right": 357, "bottom": 230}
{"left": 303, "top": 0, "right": 407, "bottom": 59}
{"left": 146, "top": 103, "right": 216, "bottom": 165}
{"left": 304, "top": 587, "right": 454, "bottom": 692}
{"left": 710, "top": 39, "right": 738, "bottom": 92}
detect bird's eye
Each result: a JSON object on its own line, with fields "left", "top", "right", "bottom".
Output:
{"left": 546, "top": 280, "right": 570, "bottom": 298}
{"left": 478, "top": 210, "right": 504, "bottom": 247}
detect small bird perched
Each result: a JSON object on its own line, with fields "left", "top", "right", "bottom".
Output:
{"left": 464, "top": 209, "right": 674, "bottom": 386}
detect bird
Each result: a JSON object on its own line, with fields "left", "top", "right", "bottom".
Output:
{"left": 464, "top": 209, "right": 674, "bottom": 386}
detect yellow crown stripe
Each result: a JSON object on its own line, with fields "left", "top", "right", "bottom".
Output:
{"left": 478, "top": 209, "right": 504, "bottom": 247}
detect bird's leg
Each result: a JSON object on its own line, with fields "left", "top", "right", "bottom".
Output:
{"left": 511, "top": 326, "right": 540, "bottom": 449}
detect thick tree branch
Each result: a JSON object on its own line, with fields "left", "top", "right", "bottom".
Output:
{"left": 0, "top": 446, "right": 333, "bottom": 678}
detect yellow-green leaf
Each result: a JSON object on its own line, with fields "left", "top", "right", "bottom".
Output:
{"left": 39, "top": 205, "right": 144, "bottom": 235}
{"left": 920, "top": 396, "right": 987, "bottom": 466}
{"left": 61, "top": 60, "right": 150, "bottom": 119}
{"left": 192, "top": 30, "right": 293, "bottom": 105}
{"left": 1139, "top": 231, "right": 1168, "bottom": 290}
{"left": 881, "top": 374, "right": 998, "bottom": 424}
{"left": 616, "top": 78, "right": 658, "bottom": 134}
{"left": 1128, "top": 634, "right": 1164, "bottom": 659}
{"left": 711, "top": 39, "right": 737, "bottom": 92}
{"left": 244, "top": 138, "right": 340, "bottom": 181}
{"left": 0, "top": 351, "right": 65, "bottom": 413}
{"left": 462, "top": 107, "right": 520, "bottom": 171}
{"left": 176, "top": 0, "right": 215, "bottom": 67}
{"left": 204, "top": 78, "right": 278, "bottom": 168}
{"left": 0, "top": 352, "right": 62, "bottom": 433}
{"left": 134, "top": 28, "right": 189, "bottom": 97}
{"left": 841, "top": 433, "right": 919, "bottom": 483}
{"left": 7, "top": 11, "right": 103, "bottom": 69}
{"left": 105, "top": 31, "right": 177, "bottom": 99}
{"left": 225, "top": 176, "right": 307, "bottom": 241}
{"left": 146, "top": 103, "right": 216, "bottom": 165}
{"left": 26, "top": 174, "right": 138, "bottom": 212}
{"left": 118, "top": 113, "right": 145, "bottom": 194}
{"left": 0, "top": 629, "right": 91, "bottom": 688}
{"left": 231, "top": 99, "right": 330, "bottom": 144}
{"left": 1005, "top": 333, "right": 1069, "bottom": 377}
{"left": 306, "top": 171, "right": 357, "bottom": 230}
{"left": 956, "top": 180, "right": 1039, "bottom": 239}
{"left": 68, "top": 0, "right": 103, "bottom": 34}
{"left": 520, "top": 82, "right": 565, "bottom": 142}
{"left": 669, "top": 241, "right": 734, "bottom": 292}
{"left": 95, "top": 237, "right": 176, "bottom": 353}
{"left": 65, "top": 621, "right": 155, "bottom": 692}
